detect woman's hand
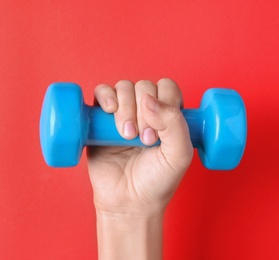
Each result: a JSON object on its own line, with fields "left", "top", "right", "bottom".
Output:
{"left": 87, "top": 78, "right": 193, "bottom": 260}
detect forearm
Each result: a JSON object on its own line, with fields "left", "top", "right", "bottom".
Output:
{"left": 96, "top": 210, "right": 164, "bottom": 260}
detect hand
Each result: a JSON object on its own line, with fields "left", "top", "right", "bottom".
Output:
{"left": 87, "top": 78, "right": 193, "bottom": 217}
{"left": 87, "top": 78, "right": 193, "bottom": 260}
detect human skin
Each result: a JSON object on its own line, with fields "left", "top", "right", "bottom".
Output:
{"left": 87, "top": 78, "right": 193, "bottom": 260}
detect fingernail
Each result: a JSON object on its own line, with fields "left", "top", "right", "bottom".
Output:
{"left": 124, "top": 121, "right": 137, "bottom": 138}
{"left": 143, "top": 127, "right": 157, "bottom": 145}
{"left": 145, "top": 95, "right": 160, "bottom": 112}
{"left": 106, "top": 97, "right": 117, "bottom": 109}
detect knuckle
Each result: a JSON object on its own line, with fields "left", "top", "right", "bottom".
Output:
{"left": 157, "top": 77, "right": 176, "bottom": 86}
{"left": 94, "top": 83, "right": 108, "bottom": 94}
{"left": 157, "top": 78, "right": 183, "bottom": 106}
{"left": 115, "top": 80, "right": 134, "bottom": 90}
{"left": 135, "top": 79, "right": 154, "bottom": 88}
{"left": 158, "top": 78, "right": 180, "bottom": 93}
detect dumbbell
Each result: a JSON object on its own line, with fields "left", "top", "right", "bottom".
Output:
{"left": 40, "top": 82, "right": 247, "bottom": 170}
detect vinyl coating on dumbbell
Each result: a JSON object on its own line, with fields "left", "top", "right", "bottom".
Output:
{"left": 40, "top": 83, "right": 247, "bottom": 170}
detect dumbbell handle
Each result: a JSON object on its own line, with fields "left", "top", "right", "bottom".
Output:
{"left": 84, "top": 106, "right": 202, "bottom": 148}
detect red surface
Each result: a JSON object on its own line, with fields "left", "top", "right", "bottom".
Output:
{"left": 1, "top": 0, "right": 279, "bottom": 259}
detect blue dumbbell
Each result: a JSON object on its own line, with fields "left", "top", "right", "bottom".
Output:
{"left": 40, "top": 82, "right": 247, "bottom": 170}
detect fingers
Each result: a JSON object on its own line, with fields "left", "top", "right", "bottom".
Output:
{"left": 141, "top": 93, "right": 193, "bottom": 172}
{"left": 114, "top": 80, "right": 138, "bottom": 140}
{"left": 135, "top": 78, "right": 182, "bottom": 145}
{"left": 157, "top": 78, "right": 183, "bottom": 108}
{"left": 135, "top": 78, "right": 183, "bottom": 145}
{"left": 94, "top": 78, "right": 190, "bottom": 165}
{"left": 134, "top": 80, "right": 158, "bottom": 145}
{"left": 94, "top": 80, "right": 138, "bottom": 140}
{"left": 94, "top": 84, "right": 118, "bottom": 113}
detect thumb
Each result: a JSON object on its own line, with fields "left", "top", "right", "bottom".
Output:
{"left": 141, "top": 94, "right": 193, "bottom": 172}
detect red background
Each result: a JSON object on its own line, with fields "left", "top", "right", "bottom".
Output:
{"left": 1, "top": 0, "right": 279, "bottom": 259}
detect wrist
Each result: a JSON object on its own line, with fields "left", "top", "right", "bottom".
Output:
{"left": 94, "top": 195, "right": 167, "bottom": 219}
{"left": 96, "top": 209, "right": 164, "bottom": 260}
{"left": 95, "top": 203, "right": 166, "bottom": 219}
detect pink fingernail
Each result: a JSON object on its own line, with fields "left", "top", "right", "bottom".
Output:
{"left": 143, "top": 127, "right": 157, "bottom": 145}
{"left": 124, "top": 121, "right": 137, "bottom": 138}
